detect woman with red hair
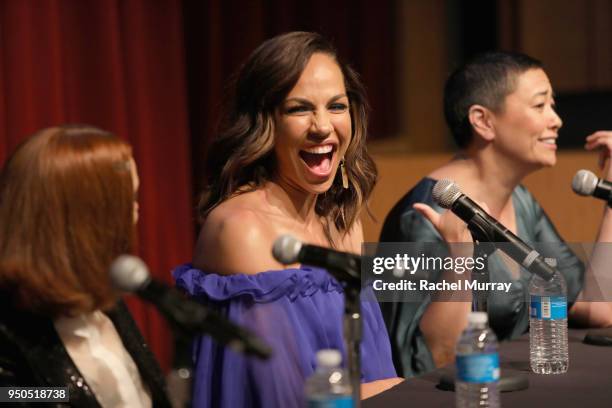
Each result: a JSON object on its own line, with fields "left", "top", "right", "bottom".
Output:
{"left": 0, "top": 125, "right": 170, "bottom": 407}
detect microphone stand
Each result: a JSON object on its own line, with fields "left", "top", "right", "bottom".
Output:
{"left": 322, "top": 265, "right": 361, "bottom": 406}
{"left": 470, "top": 241, "right": 496, "bottom": 313}
{"left": 314, "top": 260, "right": 362, "bottom": 406}
{"left": 459, "top": 217, "right": 529, "bottom": 392}
{"left": 440, "top": 220, "right": 529, "bottom": 392}
{"left": 342, "top": 281, "right": 362, "bottom": 408}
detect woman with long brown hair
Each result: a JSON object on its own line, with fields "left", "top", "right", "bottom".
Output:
{"left": 0, "top": 125, "right": 170, "bottom": 407}
{"left": 173, "top": 32, "right": 400, "bottom": 407}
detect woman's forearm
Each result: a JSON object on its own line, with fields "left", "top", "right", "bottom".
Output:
{"left": 571, "top": 206, "right": 612, "bottom": 327}
{"left": 361, "top": 377, "right": 404, "bottom": 400}
{"left": 420, "top": 299, "right": 471, "bottom": 367}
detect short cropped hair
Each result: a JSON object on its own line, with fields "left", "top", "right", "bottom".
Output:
{"left": 0, "top": 125, "right": 134, "bottom": 317}
{"left": 444, "top": 51, "right": 543, "bottom": 148}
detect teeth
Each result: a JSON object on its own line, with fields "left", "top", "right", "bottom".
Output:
{"left": 303, "top": 145, "right": 333, "bottom": 154}
{"left": 540, "top": 139, "right": 556, "bottom": 145}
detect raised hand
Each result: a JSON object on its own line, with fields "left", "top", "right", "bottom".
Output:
{"left": 585, "top": 130, "right": 612, "bottom": 180}
{"left": 413, "top": 203, "right": 472, "bottom": 243}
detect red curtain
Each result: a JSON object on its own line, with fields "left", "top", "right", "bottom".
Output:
{"left": 0, "top": 0, "right": 399, "bottom": 372}
{"left": 0, "top": 0, "right": 193, "bottom": 371}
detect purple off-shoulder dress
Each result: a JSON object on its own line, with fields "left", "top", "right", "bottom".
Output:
{"left": 173, "top": 264, "right": 396, "bottom": 408}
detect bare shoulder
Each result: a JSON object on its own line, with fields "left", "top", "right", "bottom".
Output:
{"left": 193, "top": 197, "right": 282, "bottom": 275}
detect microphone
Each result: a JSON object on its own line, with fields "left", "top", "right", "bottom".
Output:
{"left": 572, "top": 169, "right": 612, "bottom": 205}
{"left": 110, "top": 255, "right": 272, "bottom": 359}
{"left": 432, "top": 179, "right": 555, "bottom": 281}
{"left": 272, "top": 235, "right": 361, "bottom": 287}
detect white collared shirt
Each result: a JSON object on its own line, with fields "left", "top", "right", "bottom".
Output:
{"left": 54, "top": 311, "right": 152, "bottom": 408}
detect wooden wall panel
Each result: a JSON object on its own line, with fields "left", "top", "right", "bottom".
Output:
{"left": 498, "top": 0, "right": 612, "bottom": 92}
{"left": 591, "top": 0, "right": 612, "bottom": 88}
{"left": 364, "top": 151, "right": 605, "bottom": 243}
{"left": 394, "top": 0, "right": 451, "bottom": 152}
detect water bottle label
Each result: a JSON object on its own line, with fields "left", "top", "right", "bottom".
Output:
{"left": 530, "top": 295, "right": 567, "bottom": 320}
{"left": 307, "top": 396, "right": 354, "bottom": 408}
{"left": 456, "top": 353, "right": 500, "bottom": 383}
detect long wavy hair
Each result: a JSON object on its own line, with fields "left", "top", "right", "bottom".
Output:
{"left": 198, "top": 31, "right": 377, "bottom": 243}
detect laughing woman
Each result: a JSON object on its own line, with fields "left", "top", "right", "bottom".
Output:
{"left": 380, "top": 52, "right": 612, "bottom": 378}
{"left": 173, "top": 32, "right": 400, "bottom": 408}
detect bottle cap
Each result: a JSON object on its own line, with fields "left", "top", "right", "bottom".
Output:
{"left": 316, "top": 349, "right": 342, "bottom": 367}
{"left": 468, "top": 311, "right": 488, "bottom": 325}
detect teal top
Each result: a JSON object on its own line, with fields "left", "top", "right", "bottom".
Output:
{"left": 379, "top": 177, "right": 584, "bottom": 377}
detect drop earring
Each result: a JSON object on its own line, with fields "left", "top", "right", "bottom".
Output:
{"left": 340, "top": 159, "right": 349, "bottom": 189}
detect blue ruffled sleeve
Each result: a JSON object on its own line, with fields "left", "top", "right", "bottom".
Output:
{"left": 173, "top": 264, "right": 396, "bottom": 408}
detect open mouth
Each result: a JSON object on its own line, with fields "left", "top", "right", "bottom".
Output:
{"left": 299, "top": 144, "right": 335, "bottom": 176}
{"left": 538, "top": 137, "right": 557, "bottom": 146}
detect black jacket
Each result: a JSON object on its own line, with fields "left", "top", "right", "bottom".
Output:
{"left": 0, "top": 299, "right": 171, "bottom": 407}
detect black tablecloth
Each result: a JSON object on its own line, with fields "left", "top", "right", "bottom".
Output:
{"left": 364, "top": 329, "right": 612, "bottom": 407}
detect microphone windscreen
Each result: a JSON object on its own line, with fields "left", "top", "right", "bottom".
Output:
{"left": 272, "top": 234, "right": 302, "bottom": 265}
{"left": 432, "top": 179, "right": 462, "bottom": 209}
{"left": 110, "top": 255, "right": 150, "bottom": 292}
{"left": 572, "top": 169, "right": 598, "bottom": 196}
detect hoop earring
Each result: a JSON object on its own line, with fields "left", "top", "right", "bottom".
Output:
{"left": 340, "top": 159, "right": 349, "bottom": 189}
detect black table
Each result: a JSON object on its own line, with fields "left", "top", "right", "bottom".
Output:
{"left": 364, "top": 329, "right": 612, "bottom": 407}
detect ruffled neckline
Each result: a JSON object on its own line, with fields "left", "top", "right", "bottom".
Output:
{"left": 172, "top": 264, "right": 344, "bottom": 303}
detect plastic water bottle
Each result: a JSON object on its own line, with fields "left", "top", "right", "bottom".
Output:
{"left": 455, "top": 311, "right": 500, "bottom": 408}
{"left": 305, "top": 349, "right": 353, "bottom": 408}
{"left": 529, "top": 257, "right": 568, "bottom": 374}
